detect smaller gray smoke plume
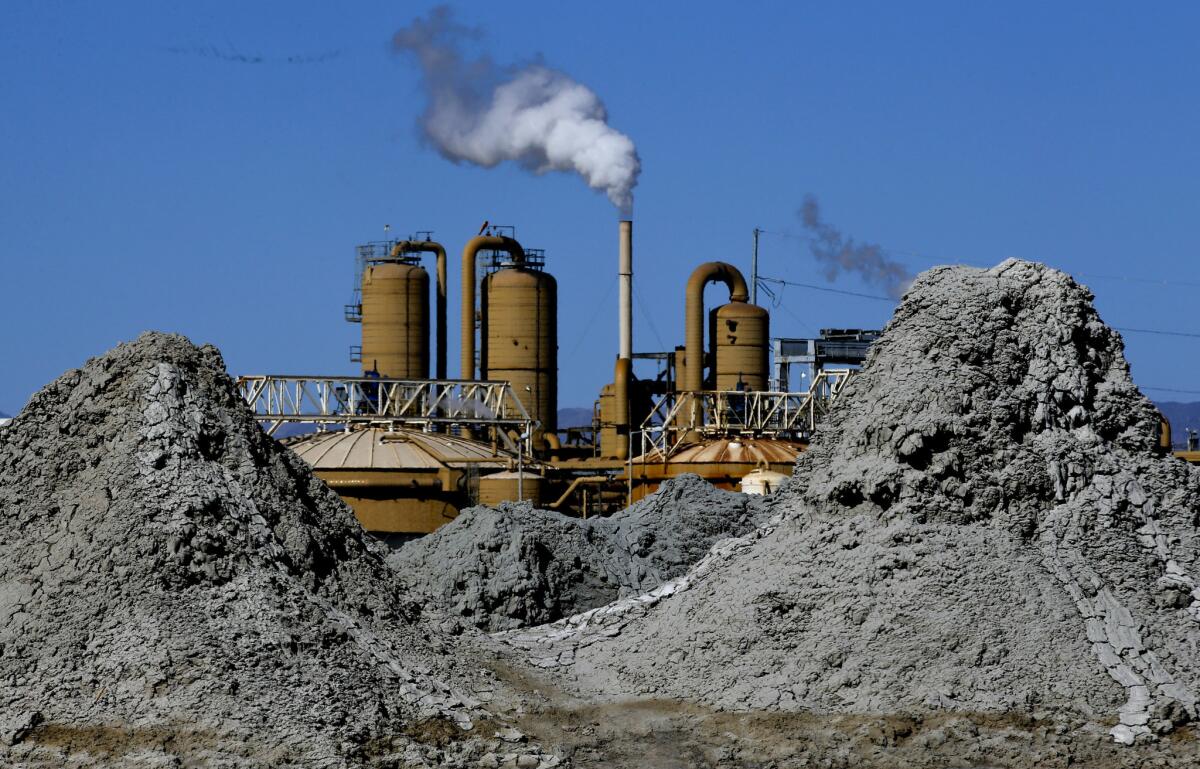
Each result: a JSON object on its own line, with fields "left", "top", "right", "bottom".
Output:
{"left": 393, "top": 7, "right": 640, "bottom": 213}
{"left": 799, "top": 195, "right": 912, "bottom": 299}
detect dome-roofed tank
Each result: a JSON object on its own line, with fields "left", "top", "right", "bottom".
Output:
{"left": 361, "top": 259, "right": 429, "bottom": 378}
{"left": 626, "top": 436, "right": 800, "bottom": 502}
{"left": 711, "top": 301, "right": 770, "bottom": 391}
{"left": 481, "top": 257, "right": 557, "bottom": 444}
{"left": 286, "top": 427, "right": 514, "bottom": 534}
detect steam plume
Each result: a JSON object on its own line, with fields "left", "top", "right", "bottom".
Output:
{"left": 393, "top": 7, "right": 640, "bottom": 213}
{"left": 799, "top": 195, "right": 912, "bottom": 299}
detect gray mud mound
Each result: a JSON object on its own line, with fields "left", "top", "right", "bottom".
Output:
{"left": 505, "top": 260, "right": 1200, "bottom": 760}
{"left": 0, "top": 333, "right": 557, "bottom": 768}
{"left": 390, "top": 474, "right": 764, "bottom": 631}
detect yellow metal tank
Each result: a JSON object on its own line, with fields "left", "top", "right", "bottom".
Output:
{"left": 477, "top": 471, "right": 543, "bottom": 506}
{"left": 597, "top": 381, "right": 618, "bottom": 457}
{"left": 481, "top": 263, "right": 557, "bottom": 442}
{"left": 361, "top": 260, "right": 429, "bottom": 378}
{"left": 711, "top": 301, "right": 770, "bottom": 391}
{"left": 626, "top": 437, "right": 800, "bottom": 502}
{"left": 285, "top": 427, "right": 515, "bottom": 534}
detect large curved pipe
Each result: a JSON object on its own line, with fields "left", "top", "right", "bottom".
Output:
{"left": 543, "top": 431, "right": 561, "bottom": 462}
{"left": 684, "top": 262, "right": 750, "bottom": 392}
{"left": 390, "top": 240, "right": 448, "bottom": 379}
{"left": 460, "top": 235, "right": 525, "bottom": 380}
{"left": 613, "top": 357, "right": 631, "bottom": 461}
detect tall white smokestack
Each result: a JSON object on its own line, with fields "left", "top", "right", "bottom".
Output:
{"left": 619, "top": 220, "right": 632, "bottom": 360}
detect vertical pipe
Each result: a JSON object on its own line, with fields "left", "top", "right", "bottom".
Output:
{"left": 751, "top": 227, "right": 760, "bottom": 306}
{"left": 460, "top": 235, "right": 525, "bottom": 381}
{"left": 619, "top": 220, "right": 633, "bottom": 360}
{"left": 617, "top": 220, "right": 633, "bottom": 461}
{"left": 389, "top": 240, "right": 447, "bottom": 379}
{"left": 461, "top": 244, "right": 477, "bottom": 382}
{"left": 684, "top": 262, "right": 749, "bottom": 392}
{"left": 613, "top": 357, "right": 631, "bottom": 461}
{"left": 433, "top": 245, "right": 447, "bottom": 380}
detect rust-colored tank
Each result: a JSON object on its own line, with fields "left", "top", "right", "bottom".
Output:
{"left": 285, "top": 427, "right": 514, "bottom": 534}
{"left": 481, "top": 263, "right": 557, "bottom": 442}
{"left": 477, "top": 470, "right": 543, "bottom": 506}
{"left": 711, "top": 301, "right": 770, "bottom": 390}
{"left": 361, "top": 260, "right": 429, "bottom": 378}
{"left": 626, "top": 436, "right": 801, "bottom": 501}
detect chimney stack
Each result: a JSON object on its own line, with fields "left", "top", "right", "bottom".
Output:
{"left": 619, "top": 220, "right": 633, "bottom": 360}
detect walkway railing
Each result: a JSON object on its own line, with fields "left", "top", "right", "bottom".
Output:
{"left": 634, "top": 368, "right": 856, "bottom": 459}
{"left": 235, "top": 375, "right": 536, "bottom": 454}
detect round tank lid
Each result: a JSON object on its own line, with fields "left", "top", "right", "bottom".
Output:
{"left": 285, "top": 427, "right": 513, "bottom": 471}
{"left": 480, "top": 470, "right": 545, "bottom": 481}
{"left": 633, "top": 437, "right": 802, "bottom": 465}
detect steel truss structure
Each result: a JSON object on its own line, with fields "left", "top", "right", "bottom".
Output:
{"left": 634, "top": 368, "right": 857, "bottom": 459}
{"left": 235, "top": 375, "right": 536, "bottom": 454}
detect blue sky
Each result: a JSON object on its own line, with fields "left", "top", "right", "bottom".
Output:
{"left": 3, "top": 1, "right": 1199, "bottom": 413}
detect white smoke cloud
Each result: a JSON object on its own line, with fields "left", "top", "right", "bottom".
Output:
{"left": 393, "top": 7, "right": 640, "bottom": 213}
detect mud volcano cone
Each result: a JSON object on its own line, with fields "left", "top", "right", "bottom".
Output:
{"left": 0, "top": 333, "right": 552, "bottom": 767}
{"left": 507, "top": 260, "right": 1200, "bottom": 757}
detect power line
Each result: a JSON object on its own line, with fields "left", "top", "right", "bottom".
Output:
{"left": 1075, "top": 272, "right": 1200, "bottom": 289}
{"left": 1142, "top": 386, "right": 1200, "bottom": 395}
{"left": 757, "top": 275, "right": 895, "bottom": 302}
{"left": 632, "top": 282, "right": 667, "bottom": 351}
{"left": 1116, "top": 327, "right": 1200, "bottom": 340}
{"left": 565, "top": 275, "right": 616, "bottom": 361}
{"left": 757, "top": 278, "right": 1199, "bottom": 336}
{"left": 759, "top": 229, "right": 1200, "bottom": 290}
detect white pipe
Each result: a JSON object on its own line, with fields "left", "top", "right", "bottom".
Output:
{"left": 619, "top": 219, "right": 633, "bottom": 360}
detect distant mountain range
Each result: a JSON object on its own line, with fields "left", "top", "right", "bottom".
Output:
{"left": 557, "top": 407, "right": 593, "bottom": 429}
{"left": 1156, "top": 401, "right": 1200, "bottom": 449}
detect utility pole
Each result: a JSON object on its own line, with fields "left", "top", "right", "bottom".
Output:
{"left": 751, "top": 228, "right": 761, "bottom": 305}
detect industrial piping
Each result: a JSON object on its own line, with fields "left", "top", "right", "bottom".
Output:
{"left": 613, "top": 357, "right": 631, "bottom": 460}
{"left": 460, "top": 235, "right": 525, "bottom": 381}
{"left": 619, "top": 220, "right": 633, "bottom": 360}
{"left": 390, "top": 240, "right": 448, "bottom": 379}
{"left": 613, "top": 220, "right": 634, "bottom": 459}
{"left": 684, "top": 262, "right": 750, "bottom": 392}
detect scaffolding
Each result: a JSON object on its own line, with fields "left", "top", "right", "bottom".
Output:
{"left": 771, "top": 329, "right": 880, "bottom": 391}
{"left": 235, "top": 375, "right": 536, "bottom": 455}
{"left": 633, "top": 368, "right": 857, "bottom": 460}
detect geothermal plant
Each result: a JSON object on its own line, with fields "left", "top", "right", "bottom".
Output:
{"left": 5, "top": 8, "right": 1200, "bottom": 768}
{"left": 237, "top": 219, "right": 880, "bottom": 541}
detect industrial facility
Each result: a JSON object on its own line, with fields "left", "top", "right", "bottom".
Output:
{"left": 238, "top": 219, "right": 875, "bottom": 536}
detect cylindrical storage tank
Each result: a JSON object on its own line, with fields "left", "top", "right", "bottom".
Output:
{"left": 597, "top": 382, "right": 620, "bottom": 458}
{"left": 477, "top": 471, "right": 543, "bottom": 506}
{"left": 361, "top": 261, "right": 429, "bottom": 378}
{"left": 481, "top": 266, "right": 557, "bottom": 441}
{"left": 712, "top": 301, "right": 769, "bottom": 391}
{"left": 672, "top": 345, "right": 687, "bottom": 393}
{"left": 740, "top": 468, "right": 789, "bottom": 495}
